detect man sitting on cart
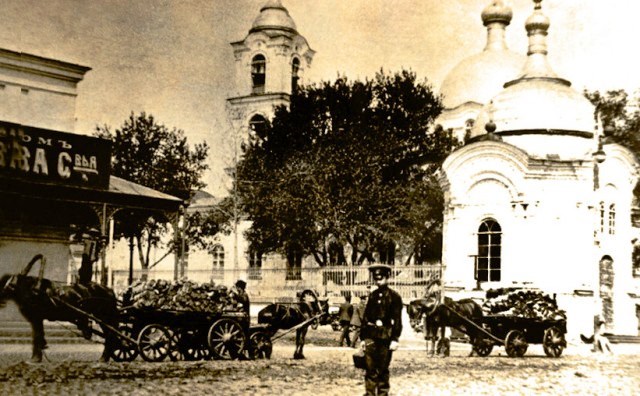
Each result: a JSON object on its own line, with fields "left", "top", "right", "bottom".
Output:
{"left": 232, "top": 278, "right": 250, "bottom": 317}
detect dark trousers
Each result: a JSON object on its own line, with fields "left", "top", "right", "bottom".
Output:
{"left": 339, "top": 321, "right": 351, "bottom": 346}
{"left": 351, "top": 326, "right": 361, "bottom": 346}
{"left": 364, "top": 338, "right": 393, "bottom": 396}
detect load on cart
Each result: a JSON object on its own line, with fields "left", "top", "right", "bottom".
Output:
{"left": 110, "top": 278, "right": 272, "bottom": 362}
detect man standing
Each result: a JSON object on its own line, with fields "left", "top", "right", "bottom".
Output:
{"left": 350, "top": 294, "right": 367, "bottom": 346}
{"left": 361, "top": 264, "right": 403, "bottom": 396}
{"left": 338, "top": 294, "right": 354, "bottom": 347}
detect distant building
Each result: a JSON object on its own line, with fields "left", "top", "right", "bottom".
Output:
{"left": 184, "top": 0, "right": 315, "bottom": 286}
{"left": 0, "top": 48, "right": 182, "bottom": 319}
{"left": 227, "top": 0, "right": 314, "bottom": 138}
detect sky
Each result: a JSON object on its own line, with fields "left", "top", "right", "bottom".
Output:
{"left": 2, "top": 0, "right": 640, "bottom": 196}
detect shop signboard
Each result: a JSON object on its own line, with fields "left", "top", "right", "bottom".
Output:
{"left": 0, "top": 121, "right": 111, "bottom": 189}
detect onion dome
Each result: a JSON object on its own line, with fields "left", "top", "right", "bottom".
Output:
{"left": 470, "top": 0, "right": 595, "bottom": 152}
{"left": 439, "top": 1, "right": 524, "bottom": 110}
{"left": 250, "top": 0, "right": 297, "bottom": 34}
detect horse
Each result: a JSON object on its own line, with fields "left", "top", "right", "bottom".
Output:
{"left": 407, "top": 299, "right": 442, "bottom": 356}
{"left": 0, "top": 254, "right": 120, "bottom": 363}
{"left": 258, "top": 290, "right": 330, "bottom": 359}
{"left": 411, "top": 280, "right": 485, "bottom": 357}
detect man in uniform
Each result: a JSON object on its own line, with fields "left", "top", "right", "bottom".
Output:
{"left": 360, "top": 264, "right": 403, "bottom": 396}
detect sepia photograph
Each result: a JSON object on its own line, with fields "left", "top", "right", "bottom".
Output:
{"left": 1, "top": 0, "right": 640, "bottom": 394}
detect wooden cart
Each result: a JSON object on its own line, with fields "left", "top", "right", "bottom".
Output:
{"left": 472, "top": 314, "right": 567, "bottom": 358}
{"left": 110, "top": 306, "right": 272, "bottom": 362}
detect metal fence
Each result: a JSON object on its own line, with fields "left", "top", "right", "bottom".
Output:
{"left": 111, "top": 264, "right": 443, "bottom": 302}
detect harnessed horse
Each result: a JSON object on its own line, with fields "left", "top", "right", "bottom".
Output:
{"left": 410, "top": 279, "right": 484, "bottom": 357}
{"left": 0, "top": 254, "right": 120, "bottom": 363}
{"left": 257, "top": 290, "right": 329, "bottom": 359}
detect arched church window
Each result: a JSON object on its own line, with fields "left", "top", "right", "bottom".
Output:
{"left": 249, "top": 114, "right": 268, "bottom": 137}
{"left": 599, "top": 201, "right": 605, "bottom": 234}
{"left": 251, "top": 54, "right": 266, "bottom": 94}
{"left": 608, "top": 204, "right": 616, "bottom": 235}
{"left": 477, "top": 219, "right": 501, "bottom": 282}
{"left": 291, "top": 58, "right": 300, "bottom": 92}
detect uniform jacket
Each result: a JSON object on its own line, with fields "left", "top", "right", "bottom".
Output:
{"left": 362, "top": 285, "right": 403, "bottom": 342}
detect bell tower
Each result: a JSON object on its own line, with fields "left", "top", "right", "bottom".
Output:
{"left": 227, "top": 0, "right": 314, "bottom": 137}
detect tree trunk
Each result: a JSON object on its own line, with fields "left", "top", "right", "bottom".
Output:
{"left": 136, "top": 234, "right": 149, "bottom": 281}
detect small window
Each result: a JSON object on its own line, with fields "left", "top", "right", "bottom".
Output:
{"left": 211, "top": 245, "right": 224, "bottom": 280}
{"left": 291, "top": 58, "right": 300, "bottom": 92}
{"left": 599, "top": 202, "right": 606, "bottom": 234}
{"left": 248, "top": 250, "right": 262, "bottom": 280}
{"left": 251, "top": 55, "right": 266, "bottom": 94}
{"left": 477, "top": 219, "right": 501, "bottom": 282}
{"left": 212, "top": 245, "right": 225, "bottom": 268}
{"left": 249, "top": 114, "right": 268, "bottom": 137}
{"left": 21, "top": 87, "right": 29, "bottom": 94}
{"left": 608, "top": 204, "right": 616, "bottom": 235}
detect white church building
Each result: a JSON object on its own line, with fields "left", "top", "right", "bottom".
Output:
{"left": 437, "top": 0, "right": 640, "bottom": 338}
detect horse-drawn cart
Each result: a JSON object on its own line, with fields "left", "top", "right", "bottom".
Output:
{"left": 472, "top": 315, "right": 567, "bottom": 358}
{"left": 110, "top": 306, "right": 272, "bottom": 362}
{"left": 410, "top": 281, "right": 568, "bottom": 358}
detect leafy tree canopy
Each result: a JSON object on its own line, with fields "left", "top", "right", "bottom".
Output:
{"left": 95, "top": 112, "right": 209, "bottom": 270}
{"left": 236, "top": 70, "right": 458, "bottom": 266}
{"left": 586, "top": 89, "right": 640, "bottom": 271}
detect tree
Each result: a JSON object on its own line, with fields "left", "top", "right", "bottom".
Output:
{"left": 95, "top": 112, "right": 209, "bottom": 271}
{"left": 236, "top": 70, "right": 458, "bottom": 268}
{"left": 584, "top": 89, "right": 640, "bottom": 152}
{"left": 586, "top": 89, "right": 640, "bottom": 273}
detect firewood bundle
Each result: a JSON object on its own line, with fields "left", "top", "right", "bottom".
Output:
{"left": 482, "top": 288, "right": 567, "bottom": 321}
{"left": 122, "top": 279, "right": 240, "bottom": 312}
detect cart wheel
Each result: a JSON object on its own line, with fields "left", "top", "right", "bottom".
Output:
{"left": 110, "top": 323, "right": 138, "bottom": 362}
{"left": 249, "top": 331, "right": 272, "bottom": 360}
{"left": 505, "top": 330, "right": 528, "bottom": 358}
{"left": 183, "top": 343, "right": 212, "bottom": 361}
{"left": 208, "top": 319, "right": 246, "bottom": 360}
{"left": 167, "top": 329, "right": 183, "bottom": 361}
{"left": 138, "top": 324, "right": 171, "bottom": 362}
{"left": 473, "top": 337, "right": 494, "bottom": 357}
{"left": 543, "top": 326, "right": 566, "bottom": 358}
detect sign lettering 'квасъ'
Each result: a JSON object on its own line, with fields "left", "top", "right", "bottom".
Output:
{"left": 0, "top": 121, "right": 111, "bottom": 189}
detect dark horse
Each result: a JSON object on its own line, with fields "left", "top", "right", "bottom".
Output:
{"left": 0, "top": 254, "right": 119, "bottom": 363}
{"left": 409, "top": 280, "right": 484, "bottom": 357}
{"left": 258, "top": 290, "right": 329, "bottom": 359}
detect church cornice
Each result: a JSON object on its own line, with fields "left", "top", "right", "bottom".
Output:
{"left": 227, "top": 92, "right": 290, "bottom": 105}
{"left": 497, "top": 128, "right": 593, "bottom": 139}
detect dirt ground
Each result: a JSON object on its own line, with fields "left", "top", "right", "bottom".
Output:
{"left": 0, "top": 329, "right": 639, "bottom": 395}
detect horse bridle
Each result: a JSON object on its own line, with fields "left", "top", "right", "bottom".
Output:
{"left": 424, "top": 294, "right": 440, "bottom": 317}
{"left": 1, "top": 275, "right": 16, "bottom": 293}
